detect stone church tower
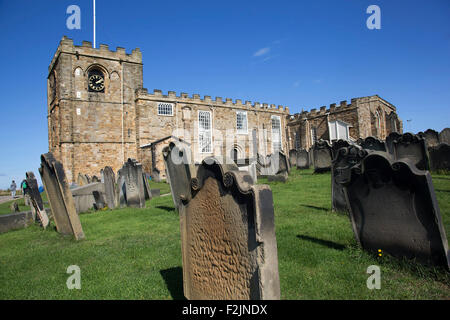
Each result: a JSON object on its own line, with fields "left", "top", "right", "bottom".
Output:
{"left": 47, "top": 36, "right": 143, "bottom": 182}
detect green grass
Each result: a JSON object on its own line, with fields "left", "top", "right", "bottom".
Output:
{"left": 0, "top": 170, "right": 449, "bottom": 299}
{"left": 0, "top": 192, "right": 48, "bottom": 216}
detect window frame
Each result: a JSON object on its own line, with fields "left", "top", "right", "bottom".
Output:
{"left": 157, "top": 102, "right": 174, "bottom": 116}
{"left": 198, "top": 110, "right": 213, "bottom": 154}
{"left": 236, "top": 111, "right": 248, "bottom": 134}
{"left": 271, "top": 115, "right": 282, "bottom": 152}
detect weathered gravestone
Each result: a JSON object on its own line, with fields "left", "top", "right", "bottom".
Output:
{"left": 312, "top": 140, "right": 332, "bottom": 173}
{"left": 162, "top": 142, "right": 196, "bottom": 211}
{"left": 93, "top": 191, "right": 106, "bottom": 210}
{"left": 25, "top": 171, "right": 49, "bottom": 228}
{"left": 356, "top": 136, "right": 386, "bottom": 152}
{"left": 428, "top": 143, "right": 450, "bottom": 171}
{"left": 296, "top": 149, "right": 309, "bottom": 169}
{"left": 91, "top": 175, "right": 100, "bottom": 183}
{"left": 331, "top": 140, "right": 365, "bottom": 213}
{"left": 289, "top": 149, "right": 297, "bottom": 167}
{"left": 439, "top": 128, "right": 450, "bottom": 145}
{"left": 419, "top": 129, "right": 440, "bottom": 148}
{"left": 267, "top": 151, "right": 290, "bottom": 182}
{"left": 179, "top": 157, "right": 280, "bottom": 299}
{"left": 77, "top": 173, "right": 89, "bottom": 186}
{"left": 116, "top": 170, "right": 127, "bottom": 208}
{"left": 117, "top": 158, "right": 146, "bottom": 208}
{"left": 386, "top": 132, "right": 429, "bottom": 170}
{"left": 10, "top": 201, "right": 20, "bottom": 213}
{"left": 337, "top": 150, "right": 449, "bottom": 269}
{"left": 71, "top": 182, "right": 105, "bottom": 213}
{"left": 0, "top": 211, "right": 34, "bottom": 233}
{"left": 142, "top": 173, "right": 152, "bottom": 201}
{"left": 85, "top": 174, "right": 91, "bottom": 184}
{"left": 39, "top": 153, "right": 85, "bottom": 240}
{"left": 102, "top": 166, "right": 117, "bottom": 209}
{"left": 237, "top": 162, "right": 258, "bottom": 184}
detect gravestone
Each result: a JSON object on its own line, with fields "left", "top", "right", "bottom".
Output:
{"left": 162, "top": 142, "right": 196, "bottom": 211}
{"left": 39, "top": 153, "right": 85, "bottom": 240}
{"left": 93, "top": 191, "right": 106, "bottom": 210}
{"left": 356, "top": 136, "right": 386, "bottom": 152}
{"left": 85, "top": 174, "right": 91, "bottom": 184}
{"left": 419, "top": 129, "right": 439, "bottom": 148}
{"left": 237, "top": 162, "right": 258, "bottom": 184}
{"left": 179, "top": 157, "right": 280, "bottom": 299}
{"left": 91, "top": 175, "right": 100, "bottom": 183}
{"left": 312, "top": 140, "right": 332, "bottom": 173}
{"left": 102, "top": 166, "right": 117, "bottom": 209}
{"left": 10, "top": 201, "right": 19, "bottom": 213}
{"left": 151, "top": 189, "right": 161, "bottom": 197}
{"left": 71, "top": 182, "right": 104, "bottom": 213}
{"left": 77, "top": 173, "right": 89, "bottom": 186}
{"left": 289, "top": 149, "right": 297, "bottom": 167}
{"left": 267, "top": 151, "right": 290, "bottom": 182}
{"left": 386, "top": 132, "right": 429, "bottom": 170}
{"left": 439, "top": 128, "right": 450, "bottom": 144}
{"left": 116, "top": 169, "right": 127, "bottom": 208}
{"left": 0, "top": 211, "right": 34, "bottom": 233}
{"left": 337, "top": 150, "right": 449, "bottom": 269}
{"left": 331, "top": 140, "right": 366, "bottom": 213}
{"left": 25, "top": 171, "right": 49, "bottom": 228}
{"left": 296, "top": 149, "right": 309, "bottom": 169}
{"left": 119, "top": 158, "right": 146, "bottom": 208}
{"left": 429, "top": 143, "right": 450, "bottom": 171}
{"left": 142, "top": 173, "right": 152, "bottom": 200}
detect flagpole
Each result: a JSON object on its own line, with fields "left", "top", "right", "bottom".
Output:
{"left": 93, "top": 0, "right": 96, "bottom": 48}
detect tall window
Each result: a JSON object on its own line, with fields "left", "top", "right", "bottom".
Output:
{"left": 157, "top": 102, "right": 174, "bottom": 116}
{"left": 271, "top": 116, "right": 282, "bottom": 152}
{"left": 198, "top": 111, "right": 212, "bottom": 153}
{"left": 295, "top": 132, "right": 301, "bottom": 149}
{"left": 328, "top": 120, "right": 350, "bottom": 141}
{"left": 311, "top": 127, "right": 317, "bottom": 145}
{"left": 375, "top": 110, "right": 381, "bottom": 137}
{"left": 236, "top": 111, "right": 248, "bottom": 134}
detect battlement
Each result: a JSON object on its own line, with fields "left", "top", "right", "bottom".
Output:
{"left": 291, "top": 98, "right": 364, "bottom": 120}
{"left": 49, "top": 36, "right": 142, "bottom": 72}
{"left": 135, "top": 88, "right": 290, "bottom": 113}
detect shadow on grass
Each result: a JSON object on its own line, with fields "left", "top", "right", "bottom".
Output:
{"left": 155, "top": 205, "right": 176, "bottom": 213}
{"left": 160, "top": 267, "right": 186, "bottom": 300}
{"left": 300, "top": 204, "right": 329, "bottom": 212}
{"left": 296, "top": 234, "right": 346, "bottom": 251}
{"left": 435, "top": 189, "right": 450, "bottom": 193}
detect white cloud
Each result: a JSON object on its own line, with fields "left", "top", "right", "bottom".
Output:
{"left": 253, "top": 47, "right": 270, "bottom": 57}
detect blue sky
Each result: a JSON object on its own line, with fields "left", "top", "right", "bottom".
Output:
{"left": 0, "top": 0, "right": 449, "bottom": 189}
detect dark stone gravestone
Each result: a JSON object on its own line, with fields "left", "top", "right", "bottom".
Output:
{"left": 93, "top": 191, "right": 106, "bottom": 210}
{"left": 39, "top": 153, "right": 85, "bottom": 240}
{"left": 337, "top": 151, "right": 450, "bottom": 269}
{"left": 119, "top": 158, "right": 146, "bottom": 208}
{"left": 419, "top": 129, "right": 439, "bottom": 148}
{"left": 116, "top": 169, "right": 127, "bottom": 208}
{"left": 179, "top": 157, "right": 280, "bottom": 299}
{"left": 428, "top": 143, "right": 450, "bottom": 171}
{"left": 150, "top": 189, "right": 160, "bottom": 197}
{"left": 356, "top": 136, "right": 386, "bottom": 152}
{"left": 0, "top": 211, "right": 34, "bottom": 234}
{"left": 102, "top": 166, "right": 117, "bottom": 209}
{"left": 331, "top": 140, "right": 366, "bottom": 213}
{"left": 296, "top": 149, "right": 309, "bottom": 169}
{"left": 71, "top": 182, "right": 104, "bottom": 213}
{"left": 91, "top": 175, "right": 100, "bottom": 183}
{"left": 25, "top": 171, "right": 49, "bottom": 228}
{"left": 439, "top": 128, "right": 450, "bottom": 144}
{"left": 142, "top": 173, "right": 152, "bottom": 201}
{"left": 386, "top": 132, "right": 430, "bottom": 171}
{"left": 312, "top": 140, "right": 332, "bottom": 173}
{"left": 162, "top": 142, "right": 196, "bottom": 211}
{"left": 267, "top": 151, "right": 290, "bottom": 182}
{"left": 289, "top": 149, "right": 297, "bottom": 167}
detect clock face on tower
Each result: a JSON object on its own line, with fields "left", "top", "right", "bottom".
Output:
{"left": 88, "top": 69, "right": 105, "bottom": 92}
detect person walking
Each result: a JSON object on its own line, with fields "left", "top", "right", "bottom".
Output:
{"left": 10, "top": 180, "right": 17, "bottom": 198}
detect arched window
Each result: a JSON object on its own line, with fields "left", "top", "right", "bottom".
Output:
{"left": 375, "top": 110, "right": 381, "bottom": 137}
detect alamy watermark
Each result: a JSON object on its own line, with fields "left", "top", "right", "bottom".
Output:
{"left": 366, "top": 265, "right": 381, "bottom": 290}
{"left": 66, "top": 265, "right": 81, "bottom": 289}
{"left": 66, "top": 5, "right": 81, "bottom": 30}
{"left": 366, "top": 5, "right": 381, "bottom": 30}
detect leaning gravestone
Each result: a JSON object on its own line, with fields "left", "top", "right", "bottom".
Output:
{"left": 119, "top": 158, "right": 146, "bottom": 208}
{"left": 439, "top": 128, "right": 450, "bottom": 145}
{"left": 428, "top": 143, "right": 450, "bottom": 171}
{"left": 419, "top": 129, "right": 440, "bottom": 148}
{"left": 356, "top": 136, "right": 386, "bottom": 152}
{"left": 39, "top": 153, "right": 85, "bottom": 240}
{"left": 25, "top": 171, "right": 49, "bottom": 228}
{"left": 179, "top": 157, "right": 280, "bottom": 299}
{"left": 337, "top": 149, "right": 449, "bottom": 269}
{"left": 289, "top": 149, "right": 297, "bottom": 167}
{"left": 162, "top": 142, "right": 196, "bottom": 211}
{"left": 268, "top": 151, "right": 290, "bottom": 182}
{"left": 296, "top": 149, "right": 309, "bottom": 169}
{"left": 102, "top": 166, "right": 117, "bottom": 209}
{"left": 312, "top": 140, "right": 332, "bottom": 173}
{"left": 386, "top": 132, "right": 430, "bottom": 170}
{"left": 142, "top": 173, "right": 152, "bottom": 201}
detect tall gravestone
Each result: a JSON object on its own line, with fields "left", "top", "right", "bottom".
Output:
{"left": 289, "top": 149, "right": 297, "bottom": 167}
{"left": 162, "top": 142, "right": 196, "bottom": 211}
{"left": 312, "top": 140, "right": 332, "bottom": 173}
{"left": 419, "top": 129, "right": 440, "bottom": 148}
{"left": 116, "top": 169, "right": 127, "bottom": 208}
{"left": 119, "top": 158, "right": 146, "bottom": 208}
{"left": 337, "top": 149, "right": 449, "bottom": 269}
{"left": 39, "top": 153, "right": 85, "bottom": 240}
{"left": 25, "top": 171, "right": 49, "bottom": 228}
{"left": 296, "top": 149, "right": 309, "bottom": 169}
{"left": 439, "top": 128, "right": 450, "bottom": 145}
{"left": 102, "top": 166, "right": 117, "bottom": 209}
{"left": 179, "top": 157, "right": 280, "bottom": 299}
{"left": 142, "top": 173, "right": 152, "bottom": 201}
{"left": 268, "top": 151, "right": 290, "bottom": 182}
{"left": 386, "top": 132, "right": 429, "bottom": 170}
{"left": 77, "top": 173, "right": 88, "bottom": 186}
{"left": 429, "top": 143, "right": 450, "bottom": 171}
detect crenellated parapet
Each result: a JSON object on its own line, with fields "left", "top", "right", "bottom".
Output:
{"left": 289, "top": 99, "right": 355, "bottom": 122}
{"left": 135, "top": 88, "right": 290, "bottom": 114}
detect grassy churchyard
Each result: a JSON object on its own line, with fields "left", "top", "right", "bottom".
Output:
{"left": 0, "top": 169, "right": 449, "bottom": 299}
